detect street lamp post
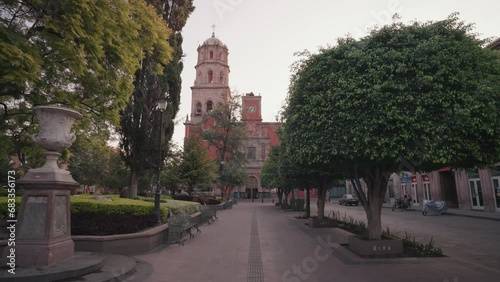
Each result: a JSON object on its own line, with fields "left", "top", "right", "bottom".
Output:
{"left": 155, "top": 98, "right": 168, "bottom": 224}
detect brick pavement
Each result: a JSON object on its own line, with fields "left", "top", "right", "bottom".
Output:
{"left": 133, "top": 201, "right": 500, "bottom": 282}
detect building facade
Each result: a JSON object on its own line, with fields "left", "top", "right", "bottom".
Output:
{"left": 184, "top": 33, "right": 281, "bottom": 199}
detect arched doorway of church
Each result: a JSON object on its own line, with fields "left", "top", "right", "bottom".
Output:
{"left": 246, "top": 176, "right": 259, "bottom": 199}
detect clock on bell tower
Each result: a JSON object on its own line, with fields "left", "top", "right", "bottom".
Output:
{"left": 241, "top": 92, "right": 262, "bottom": 122}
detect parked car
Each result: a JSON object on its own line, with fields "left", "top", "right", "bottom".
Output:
{"left": 339, "top": 194, "right": 359, "bottom": 206}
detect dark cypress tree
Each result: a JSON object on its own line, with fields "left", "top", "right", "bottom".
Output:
{"left": 120, "top": 1, "right": 195, "bottom": 198}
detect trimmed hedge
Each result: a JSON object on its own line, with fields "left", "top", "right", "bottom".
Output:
{"left": 71, "top": 194, "right": 169, "bottom": 221}
{"left": 172, "top": 195, "right": 221, "bottom": 205}
{"left": 71, "top": 212, "right": 157, "bottom": 235}
{"left": 0, "top": 194, "right": 200, "bottom": 236}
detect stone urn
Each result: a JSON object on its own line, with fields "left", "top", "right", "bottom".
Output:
{"left": 21, "top": 105, "right": 83, "bottom": 184}
{"left": 32, "top": 105, "right": 82, "bottom": 151}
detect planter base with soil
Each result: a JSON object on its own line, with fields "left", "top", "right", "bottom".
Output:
{"left": 308, "top": 217, "right": 337, "bottom": 228}
{"left": 348, "top": 235, "right": 403, "bottom": 256}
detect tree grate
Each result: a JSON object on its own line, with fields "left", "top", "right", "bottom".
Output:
{"left": 247, "top": 209, "right": 264, "bottom": 282}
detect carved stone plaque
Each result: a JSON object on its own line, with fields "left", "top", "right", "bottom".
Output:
{"left": 53, "top": 195, "right": 68, "bottom": 237}
{"left": 19, "top": 196, "right": 48, "bottom": 239}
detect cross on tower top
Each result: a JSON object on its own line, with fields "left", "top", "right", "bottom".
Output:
{"left": 211, "top": 23, "right": 217, "bottom": 37}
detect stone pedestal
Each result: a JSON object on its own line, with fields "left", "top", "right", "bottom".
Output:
{"left": 14, "top": 180, "right": 78, "bottom": 266}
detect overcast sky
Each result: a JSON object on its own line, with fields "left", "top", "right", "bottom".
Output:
{"left": 171, "top": 0, "right": 499, "bottom": 146}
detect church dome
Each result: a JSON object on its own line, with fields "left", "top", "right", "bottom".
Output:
{"left": 203, "top": 33, "right": 226, "bottom": 47}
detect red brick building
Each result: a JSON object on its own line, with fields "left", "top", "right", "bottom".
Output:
{"left": 184, "top": 33, "right": 281, "bottom": 198}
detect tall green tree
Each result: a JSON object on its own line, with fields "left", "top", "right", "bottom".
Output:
{"left": 178, "top": 136, "right": 217, "bottom": 194}
{"left": 70, "top": 134, "right": 128, "bottom": 193}
{"left": 119, "top": 0, "right": 194, "bottom": 198}
{"left": 202, "top": 94, "right": 247, "bottom": 201}
{"left": 160, "top": 143, "right": 183, "bottom": 195}
{"left": 285, "top": 14, "right": 500, "bottom": 240}
{"left": 1, "top": 0, "right": 173, "bottom": 168}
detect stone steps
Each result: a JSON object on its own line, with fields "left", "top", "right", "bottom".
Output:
{"left": 0, "top": 252, "right": 144, "bottom": 282}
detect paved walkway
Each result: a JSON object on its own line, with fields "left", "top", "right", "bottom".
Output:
{"left": 133, "top": 201, "right": 500, "bottom": 282}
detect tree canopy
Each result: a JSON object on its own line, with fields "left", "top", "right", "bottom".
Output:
{"left": 285, "top": 14, "right": 500, "bottom": 239}
{"left": 1, "top": 0, "right": 174, "bottom": 172}
{"left": 1, "top": 0, "right": 172, "bottom": 128}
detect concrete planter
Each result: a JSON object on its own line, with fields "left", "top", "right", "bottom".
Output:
{"left": 308, "top": 217, "right": 337, "bottom": 228}
{"left": 348, "top": 235, "right": 403, "bottom": 256}
{"left": 73, "top": 223, "right": 169, "bottom": 254}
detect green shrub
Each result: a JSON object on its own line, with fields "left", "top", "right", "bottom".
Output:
{"left": 161, "top": 199, "right": 200, "bottom": 215}
{"left": 0, "top": 188, "right": 23, "bottom": 197}
{"left": 0, "top": 197, "right": 22, "bottom": 219}
{"left": 400, "top": 232, "right": 443, "bottom": 257}
{"left": 192, "top": 191, "right": 214, "bottom": 197}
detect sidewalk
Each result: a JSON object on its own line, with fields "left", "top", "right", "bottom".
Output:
{"left": 380, "top": 202, "right": 500, "bottom": 221}
{"left": 131, "top": 200, "right": 500, "bottom": 282}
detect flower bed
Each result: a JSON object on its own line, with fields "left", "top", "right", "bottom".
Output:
{"left": 330, "top": 210, "right": 443, "bottom": 257}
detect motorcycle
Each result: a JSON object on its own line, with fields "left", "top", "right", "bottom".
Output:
{"left": 392, "top": 198, "right": 412, "bottom": 211}
{"left": 422, "top": 200, "right": 448, "bottom": 215}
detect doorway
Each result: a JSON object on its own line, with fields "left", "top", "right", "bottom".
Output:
{"left": 423, "top": 182, "right": 431, "bottom": 201}
{"left": 469, "top": 178, "right": 484, "bottom": 210}
{"left": 492, "top": 177, "right": 500, "bottom": 210}
{"left": 439, "top": 170, "right": 458, "bottom": 208}
{"left": 246, "top": 176, "right": 258, "bottom": 199}
{"left": 411, "top": 183, "right": 419, "bottom": 206}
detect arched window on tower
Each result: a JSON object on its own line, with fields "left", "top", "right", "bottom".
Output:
{"left": 195, "top": 102, "right": 202, "bottom": 115}
{"left": 208, "top": 70, "right": 213, "bottom": 83}
{"left": 210, "top": 51, "right": 214, "bottom": 59}
{"left": 207, "top": 100, "right": 213, "bottom": 112}
{"left": 220, "top": 72, "right": 224, "bottom": 84}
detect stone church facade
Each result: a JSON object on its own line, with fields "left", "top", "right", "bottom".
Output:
{"left": 184, "top": 33, "right": 281, "bottom": 199}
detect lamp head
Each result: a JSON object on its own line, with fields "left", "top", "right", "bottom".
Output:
{"left": 157, "top": 99, "right": 168, "bottom": 112}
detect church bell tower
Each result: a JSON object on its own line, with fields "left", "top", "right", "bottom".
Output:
{"left": 189, "top": 32, "right": 231, "bottom": 124}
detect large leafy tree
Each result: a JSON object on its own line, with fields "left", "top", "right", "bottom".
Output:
{"left": 178, "top": 136, "right": 217, "bottom": 193}
{"left": 160, "top": 143, "right": 183, "bottom": 195}
{"left": 70, "top": 134, "right": 128, "bottom": 193}
{"left": 285, "top": 14, "right": 500, "bottom": 240}
{"left": 1, "top": 0, "right": 173, "bottom": 168}
{"left": 261, "top": 145, "right": 284, "bottom": 198}
{"left": 119, "top": 0, "right": 194, "bottom": 198}
{"left": 202, "top": 94, "right": 247, "bottom": 201}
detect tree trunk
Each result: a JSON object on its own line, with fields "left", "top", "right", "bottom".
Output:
{"left": 284, "top": 190, "right": 290, "bottom": 205}
{"left": 353, "top": 168, "right": 388, "bottom": 240}
{"left": 305, "top": 188, "right": 310, "bottom": 218}
{"left": 277, "top": 188, "right": 283, "bottom": 205}
{"left": 317, "top": 177, "right": 329, "bottom": 220}
{"left": 128, "top": 169, "right": 139, "bottom": 199}
{"left": 222, "top": 186, "right": 232, "bottom": 201}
